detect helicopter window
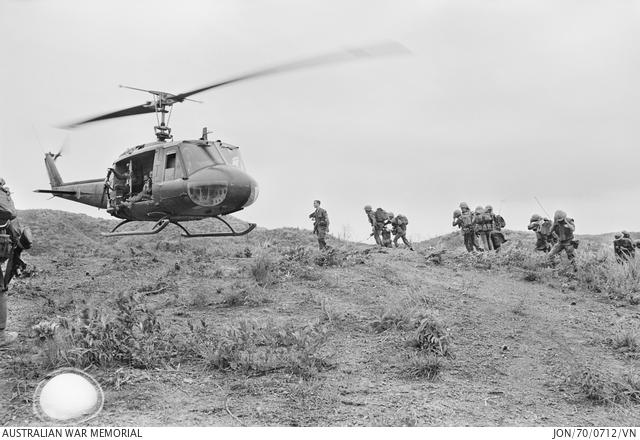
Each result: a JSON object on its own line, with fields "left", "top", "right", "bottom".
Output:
{"left": 114, "top": 152, "right": 154, "bottom": 195}
{"left": 166, "top": 153, "right": 176, "bottom": 169}
{"left": 163, "top": 151, "right": 183, "bottom": 181}
{"left": 218, "top": 143, "right": 246, "bottom": 171}
{"left": 179, "top": 143, "right": 223, "bottom": 175}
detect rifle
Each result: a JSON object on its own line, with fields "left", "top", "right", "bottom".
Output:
{"left": 1, "top": 247, "right": 24, "bottom": 291}
{"left": 534, "top": 196, "right": 551, "bottom": 219}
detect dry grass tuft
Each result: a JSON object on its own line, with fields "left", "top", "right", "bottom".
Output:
{"left": 406, "top": 314, "right": 452, "bottom": 357}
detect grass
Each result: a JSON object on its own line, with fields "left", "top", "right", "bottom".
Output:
{"left": 404, "top": 353, "right": 443, "bottom": 380}
{"left": 27, "top": 292, "right": 185, "bottom": 370}
{"left": 318, "top": 297, "right": 343, "bottom": 325}
{"left": 371, "top": 306, "right": 414, "bottom": 333}
{"left": 406, "top": 313, "right": 452, "bottom": 357}
{"left": 189, "top": 319, "right": 333, "bottom": 378}
{"left": 251, "top": 252, "right": 274, "bottom": 287}
{"left": 569, "top": 366, "right": 640, "bottom": 405}
{"left": 607, "top": 330, "right": 640, "bottom": 353}
{"left": 7, "top": 210, "right": 640, "bottom": 425}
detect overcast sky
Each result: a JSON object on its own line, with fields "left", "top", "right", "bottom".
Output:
{"left": 1, "top": 0, "right": 639, "bottom": 242}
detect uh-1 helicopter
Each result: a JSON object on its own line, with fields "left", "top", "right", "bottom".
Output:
{"left": 34, "top": 42, "right": 406, "bottom": 237}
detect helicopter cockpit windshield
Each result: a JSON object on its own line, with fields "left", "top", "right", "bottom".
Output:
{"left": 217, "top": 142, "right": 246, "bottom": 171}
{"left": 179, "top": 142, "right": 224, "bottom": 175}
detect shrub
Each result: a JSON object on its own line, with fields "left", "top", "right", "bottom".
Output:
{"left": 251, "top": 252, "right": 274, "bottom": 287}
{"left": 314, "top": 248, "right": 343, "bottom": 267}
{"left": 189, "top": 319, "right": 332, "bottom": 378}
{"left": 53, "top": 292, "right": 182, "bottom": 369}
{"left": 406, "top": 314, "right": 452, "bottom": 357}
{"left": 575, "top": 251, "right": 640, "bottom": 302}
{"left": 281, "top": 246, "right": 313, "bottom": 265}
{"left": 371, "top": 308, "right": 413, "bottom": 333}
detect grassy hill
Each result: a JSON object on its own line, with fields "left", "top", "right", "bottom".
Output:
{"left": 0, "top": 210, "right": 638, "bottom": 426}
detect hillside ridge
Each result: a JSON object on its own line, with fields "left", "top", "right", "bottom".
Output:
{"left": 0, "top": 209, "right": 638, "bottom": 426}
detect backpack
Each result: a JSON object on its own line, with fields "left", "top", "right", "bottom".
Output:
{"left": 0, "top": 188, "right": 17, "bottom": 221}
{"left": 460, "top": 212, "right": 473, "bottom": 228}
{"left": 374, "top": 208, "right": 387, "bottom": 223}
{"left": 495, "top": 214, "right": 506, "bottom": 229}
{"left": 539, "top": 219, "right": 552, "bottom": 235}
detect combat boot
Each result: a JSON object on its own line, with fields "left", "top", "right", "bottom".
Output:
{"left": 0, "top": 330, "right": 17, "bottom": 347}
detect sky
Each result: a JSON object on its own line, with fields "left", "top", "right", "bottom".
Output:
{"left": 1, "top": 0, "right": 639, "bottom": 242}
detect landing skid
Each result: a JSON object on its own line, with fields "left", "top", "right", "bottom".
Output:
{"left": 101, "top": 217, "right": 256, "bottom": 238}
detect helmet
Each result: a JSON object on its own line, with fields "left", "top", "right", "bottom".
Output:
{"left": 485, "top": 205, "right": 493, "bottom": 212}
{"left": 459, "top": 202, "right": 469, "bottom": 210}
{"left": 554, "top": 210, "right": 567, "bottom": 221}
{"left": 530, "top": 214, "right": 541, "bottom": 222}
{"left": 453, "top": 209, "right": 461, "bottom": 218}
{"left": 615, "top": 233, "right": 622, "bottom": 240}
{"left": 635, "top": 240, "right": 640, "bottom": 248}
{"left": 622, "top": 230, "right": 630, "bottom": 238}
{"left": 364, "top": 205, "right": 372, "bottom": 211}
{"left": 475, "top": 206, "right": 484, "bottom": 214}
{"left": 0, "top": 177, "right": 5, "bottom": 186}
{"left": 387, "top": 212, "right": 394, "bottom": 219}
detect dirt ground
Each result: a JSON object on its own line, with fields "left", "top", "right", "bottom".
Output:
{"left": 1, "top": 211, "right": 639, "bottom": 426}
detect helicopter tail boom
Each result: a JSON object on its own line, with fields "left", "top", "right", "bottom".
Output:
{"left": 44, "top": 152, "right": 63, "bottom": 187}
{"left": 35, "top": 153, "right": 108, "bottom": 209}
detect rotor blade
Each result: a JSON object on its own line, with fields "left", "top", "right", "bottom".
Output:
{"left": 170, "top": 41, "right": 409, "bottom": 102}
{"left": 63, "top": 103, "right": 156, "bottom": 129}
{"left": 62, "top": 41, "right": 408, "bottom": 128}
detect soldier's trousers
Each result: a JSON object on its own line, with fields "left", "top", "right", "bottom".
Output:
{"left": 0, "top": 291, "right": 6, "bottom": 331}
{"left": 315, "top": 227, "right": 327, "bottom": 250}
{"left": 490, "top": 231, "right": 506, "bottom": 251}
{"left": 463, "top": 231, "right": 481, "bottom": 252}
{"left": 478, "top": 232, "right": 493, "bottom": 251}
{"left": 372, "top": 226, "right": 382, "bottom": 246}
{"left": 535, "top": 237, "right": 550, "bottom": 252}
{"left": 549, "top": 240, "right": 575, "bottom": 261}
{"left": 393, "top": 230, "right": 412, "bottom": 249}
{"left": 374, "top": 223, "right": 386, "bottom": 246}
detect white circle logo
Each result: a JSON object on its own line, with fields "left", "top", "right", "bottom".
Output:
{"left": 33, "top": 368, "right": 104, "bottom": 423}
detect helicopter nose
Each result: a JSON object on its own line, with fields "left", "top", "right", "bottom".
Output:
{"left": 187, "top": 166, "right": 257, "bottom": 212}
{"left": 244, "top": 177, "right": 259, "bottom": 208}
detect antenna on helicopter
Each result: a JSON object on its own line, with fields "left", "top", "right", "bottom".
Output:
{"left": 200, "top": 127, "right": 213, "bottom": 141}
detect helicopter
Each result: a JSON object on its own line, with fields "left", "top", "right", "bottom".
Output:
{"left": 34, "top": 43, "right": 406, "bottom": 237}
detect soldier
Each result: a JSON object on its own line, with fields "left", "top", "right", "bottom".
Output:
{"left": 613, "top": 233, "right": 624, "bottom": 262}
{"left": 374, "top": 207, "right": 388, "bottom": 243}
{"left": 453, "top": 202, "right": 482, "bottom": 252}
{"left": 390, "top": 213, "right": 414, "bottom": 251}
{"left": 528, "top": 214, "right": 555, "bottom": 252}
{"left": 485, "top": 205, "right": 506, "bottom": 251}
{"left": 615, "top": 231, "right": 635, "bottom": 262}
{"left": 474, "top": 206, "right": 492, "bottom": 251}
{"left": 126, "top": 171, "right": 153, "bottom": 205}
{"left": 0, "top": 178, "right": 23, "bottom": 346}
{"left": 548, "top": 210, "right": 577, "bottom": 265}
{"left": 309, "top": 200, "right": 329, "bottom": 250}
{"left": 364, "top": 205, "right": 382, "bottom": 246}
{"left": 381, "top": 211, "right": 394, "bottom": 248}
